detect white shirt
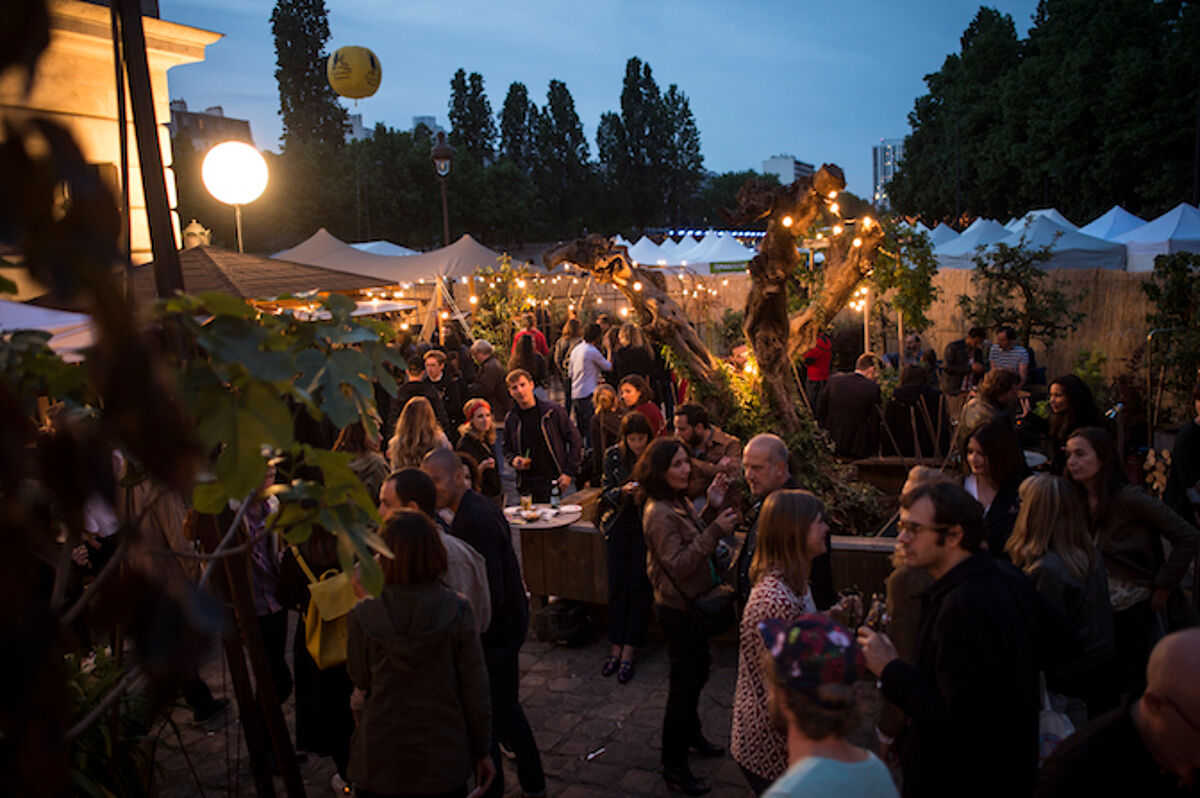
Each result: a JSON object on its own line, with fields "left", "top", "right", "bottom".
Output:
{"left": 569, "top": 342, "right": 611, "bottom": 399}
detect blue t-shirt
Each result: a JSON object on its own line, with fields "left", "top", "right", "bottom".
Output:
{"left": 763, "top": 752, "right": 898, "bottom": 798}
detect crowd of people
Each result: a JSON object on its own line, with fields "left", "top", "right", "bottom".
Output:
{"left": 152, "top": 312, "right": 1199, "bottom": 797}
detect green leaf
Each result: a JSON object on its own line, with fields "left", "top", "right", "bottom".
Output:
{"left": 322, "top": 292, "right": 356, "bottom": 319}
{"left": 198, "top": 291, "right": 254, "bottom": 319}
{"left": 192, "top": 481, "right": 227, "bottom": 514}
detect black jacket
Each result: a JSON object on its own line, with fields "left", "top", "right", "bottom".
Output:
{"left": 425, "top": 374, "right": 465, "bottom": 428}
{"left": 941, "top": 338, "right": 984, "bottom": 396}
{"left": 1027, "top": 550, "right": 1115, "bottom": 694}
{"left": 881, "top": 551, "right": 1080, "bottom": 798}
{"left": 455, "top": 433, "right": 501, "bottom": 499}
{"left": 733, "top": 475, "right": 836, "bottom": 611}
{"left": 448, "top": 489, "right": 529, "bottom": 650}
{"left": 983, "top": 477, "right": 1021, "bottom": 558}
{"left": 817, "top": 372, "right": 880, "bottom": 459}
{"left": 388, "top": 379, "right": 450, "bottom": 438}
{"left": 502, "top": 396, "right": 582, "bottom": 479}
{"left": 597, "top": 444, "right": 639, "bottom": 536}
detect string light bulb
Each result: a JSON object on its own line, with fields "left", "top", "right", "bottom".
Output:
{"left": 516, "top": 279, "right": 526, "bottom": 289}
{"left": 468, "top": 295, "right": 478, "bottom": 305}
{"left": 829, "top": 203, "right": 840, "bottom": 215}
{"left": 827, "top": 190, "right": 838, "bottom": 199}
{"left": 853, "top": 238, "right": 863, "bottom": 248}
{"left": 861, "top": 216, "right": 873, "bottom": 230}
{"left": 633, "top": 281, "right": 643, "bottom": 292}
{"left": 781, "top": 215, "right": 794, "bottom": 228}
{"left": 619, "top": 307, "right": 629, "bottom": 318}
{"left": 833, "top": 225, "right": 843, "bottom": 236}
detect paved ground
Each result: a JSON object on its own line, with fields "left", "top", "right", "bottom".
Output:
{"left": 155, "top": 614, "right": 881, "bottom": 797}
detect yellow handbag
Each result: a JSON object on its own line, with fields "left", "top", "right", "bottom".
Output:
{"left": 291, "top": 547, "right": 357, "bottom": 669}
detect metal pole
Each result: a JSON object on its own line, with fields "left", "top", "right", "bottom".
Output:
{"left": 863, "top": 285, "right": 872, "bottom": 353}
{"left": 234, "top": 204, "right": 244, "bottom": 253}
{"left": 439, "top": 178, "right": 450, "bottom": 246}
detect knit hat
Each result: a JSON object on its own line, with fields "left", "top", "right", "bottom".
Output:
{"left": 463, "top": 398, "right": 491, "bottom": 422}
{"left": 757, "top": 614, "right": 865, "bottom": 705}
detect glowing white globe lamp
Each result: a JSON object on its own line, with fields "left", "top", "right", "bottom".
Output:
{"left": 201, "top": 141, "right": 268, "bottom": 252}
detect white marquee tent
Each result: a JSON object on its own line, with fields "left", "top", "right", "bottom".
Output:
{"left": 1007, "top": 208, "right": 1078, "bottom": 233}
{"left": 274, "top": 228, "right": 505, "bottom": 282}
{"left": 0, "top": 298, "right": 95, "bottom": 361}
{"left": 1078, "top": 206, "right": 1146, "bottom": 241}
{"left": 934, "top": 219, "right": 1012, "bottom": 268}
{"left": 928, "top": 223, "right": 960, "bottom": 248}
{"left": 626, "top": 236, "right": 669, "bottom": 266}
{"left": 674, "top": 234, "right": 757, "bottom": 271}
{"left": 1115, "top": 203, "right": 1200, "bottom": 272}
{"left": 998, "top": 215, "right": 1126, "bottom": 270}
{"left": 351, "top": 240, "right": 418, "bottom": 257}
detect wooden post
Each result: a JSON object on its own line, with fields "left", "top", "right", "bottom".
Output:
{"left": 113, "top": 0, "right": 183, "bottom": 296}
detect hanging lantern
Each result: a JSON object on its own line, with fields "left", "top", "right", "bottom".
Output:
{"left": 327, "top": 46, "right": 382, "bottom": 99}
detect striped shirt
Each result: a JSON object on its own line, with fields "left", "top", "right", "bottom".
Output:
{"left": 989, "top": 343, "right": 1028, "bottom": 373}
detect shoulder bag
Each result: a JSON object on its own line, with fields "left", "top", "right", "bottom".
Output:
{"left": 290, "top": 546, "right": 358, "bottom": 669}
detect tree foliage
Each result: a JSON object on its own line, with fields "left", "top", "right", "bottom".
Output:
{"left": 890, "top": 1, "right": 1200, "bottom": 222}
{"left": 498, "top": 81, "right": 537, "bottom": 173}
{"left": 872, "top": 222, "right": 941, "bottom": 332}
{"left": 957, "top": 239, "right": 1085, "bottom": 351}
{"left": 1142, "top": 252, "right": 1200, "bottom": 406}
{"left": 270, "top": 0, "right": 346, "bottom": 149}
{"left": 449, "top": 69, "right": 497, "bottom": 163}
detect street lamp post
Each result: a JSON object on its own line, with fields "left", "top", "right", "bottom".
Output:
{"left": 202, "top": 141, "right": 268, "bottom": 253}
{"left": 430, "top": 130, "right": 454, "bottom": 246}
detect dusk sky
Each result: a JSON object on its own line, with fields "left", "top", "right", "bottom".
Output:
{"left": 161, "top": 0, "right": 1039, "bottom": 200}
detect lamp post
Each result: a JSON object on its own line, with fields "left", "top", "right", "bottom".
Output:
{"left": 202, "top": 141, "right": 268, "bottom": 253}
{"left": 430, "top": 130, "right": 454, "bottom": 246}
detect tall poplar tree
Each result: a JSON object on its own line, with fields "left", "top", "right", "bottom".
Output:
{"left": 498, "top": 82, "right": 537, "bottom": 173}
{"left": 270, "top": 0, "right": 346, "bottom": 148}
{"left": 663, "top": 84, "right": 704, "bottom": 225}
{"left": 448, "top": 69, "right": 497, "bottom": 163}
{"left": 534, "top": 79, "right": 591, "bottom": 234}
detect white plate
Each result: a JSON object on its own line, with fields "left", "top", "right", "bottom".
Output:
{"left": 558, "top": 504, "right": 582, "bottom": 513}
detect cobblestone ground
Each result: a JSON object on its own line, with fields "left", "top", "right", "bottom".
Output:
{"left": 155, "top": 616, "right": 881, "bottom": 798}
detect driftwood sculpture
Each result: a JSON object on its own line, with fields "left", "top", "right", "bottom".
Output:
{"left": 543, "top": 163, "right": 884, "bottom": 440}
{"left": 727, "top": 164, "right": 885, "bottom": 437}
{"left": 543, "top": 234, "right": 720, "bottom": 385}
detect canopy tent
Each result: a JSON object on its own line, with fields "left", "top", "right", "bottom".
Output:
{"left": 612, "top": 234, "right": 633, "bottom": 249}
{"left": 132, "top": 246, "right": 386, "bottom": 305}
{"left": 658, "top": 236, "right": 699, "bottom": 261}
{"left": 351, "top": 240, "right": 418, "bottom": 257}
{"left": 1008, "top": 208, "right": 1078, "bottom": 234}
{"left": 0, "top": 298, "right": 95, "bottom": 361}
{"left": 275, "top": 228, "right": 505, "bottom": 282}
{"left": 928, "top": 223, "right": 960, "bottom": 248}
{"left": 962, "top": 217, "right": 1000, "bottom": 234}
{"left": 673, "top": 234, "right": 757, "bottom": 272}
{"left": 667, "top": 233, "right": 717, "bottom": 264}
{"left": 626, "top": 236, "right": 669, "bottom": 266}
{"left": 1078, "top": 206, "right": 1146, "bottom": 241}
{"left": 934, "top": 219, "right": 1012, "bottom": 268}
{"left": 912, "top": 221, "right": 931, "bottom": 235}
{"left": 998, "top": 216, "right": 1126, "bottom": 270}
{"left": 1115, "top": 203, "right": 1200, "bottom": 271}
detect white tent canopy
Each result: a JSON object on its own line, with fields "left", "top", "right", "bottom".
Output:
{"left": 1115, "top": 203, "right": 1200, "bottom": 271}
{"left": 998, "top": 216, "right": 1126, "bottom": 270}
{"left": 934, "top": 219, "right": 1012, "bottom": 268}
{"left": 680, "top": 234, "right": 757, "bottom": 271}
{"left": 928, "top": 223, "right": 960, "bottom": 248}
{"left": 1078, "top": 206, "right": 1146, "bottom": 241}
{"left": 274, "top": 228, "right": 505, "bottom": 282}
{"left": 626, "top": 236, "right": 669, "bottom": 266}
{"left": 0, "top": 298, "right": 95, "bottom": 361}
{"left": 351, "top": 240, "right": 418, "bottom": 257}
{"left": 1008, "top": 208, "right": 1078, "bottom": 233}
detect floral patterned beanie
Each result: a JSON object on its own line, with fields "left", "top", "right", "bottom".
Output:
{"left": 757, "top": 614, "right": 865, "bottom": 707}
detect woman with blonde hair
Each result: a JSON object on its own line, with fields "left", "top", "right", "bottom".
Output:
{"left": 588, "top": 384, "right": 622, "bottom": 484}
{"left": 388, "top": 396, "right": 451, "bottom": 471}
{"left": 730, "top": 489, "right": 826, "bottom": 794}
{"left": 1007, "top": 473, "right": 1115, "bottom": 716}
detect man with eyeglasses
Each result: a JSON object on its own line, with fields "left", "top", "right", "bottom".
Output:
{"left": 856, "top": 481, "right": 1078, "bottom": 798}
{"left": 1035, "top": 627, "right": 1200, "bottom": 796}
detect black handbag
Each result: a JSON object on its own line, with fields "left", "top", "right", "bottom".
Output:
{"left": 647, "top": 505, "right": 735, "bottom": 638}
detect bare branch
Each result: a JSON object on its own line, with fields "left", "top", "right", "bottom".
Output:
{"left": 197, "top": 491, "right": 257, "bottom": 590}
{"left": 65, "top": 665, "right": 142, "bottom": 741}
{"left": 59, "top": 538, "right": 130, "bottom": 629}
{"left": 144, "top": 526, "right": 270, "bottom": 561}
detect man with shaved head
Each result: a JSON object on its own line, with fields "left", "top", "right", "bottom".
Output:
{"left": 421, "top": 449, "right": 545, "bottom": 798}
{"left": 1036, "top": 628, "right": 1200, "bottom": 796}
{"left": 733, "top": 434, "right": 835, "bottom": 611}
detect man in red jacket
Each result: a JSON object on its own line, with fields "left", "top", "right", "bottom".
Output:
{"left": 801, "top": 330, "right": 832, "bottom": 410}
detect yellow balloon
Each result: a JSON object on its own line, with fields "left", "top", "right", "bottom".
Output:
{"left": 327, "top": 46, "right": 381, "bottom": 99}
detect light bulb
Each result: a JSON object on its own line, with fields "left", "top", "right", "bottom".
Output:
{"left": 833, "top": 225, "right": 843, "bottom": 236}
{"left": 633, "top": 281, "right": 643, "bottom": 292}
{"left": 782, "top": 215, "right": 794, "bottom": 228}
{"left": 202, "top": 141, "right": 268, "bottom": 205}
{"left": 853, "top": 238, "right": 863, "bottom": 247}
{"left": 829, "top": 203, "right": 840, "bottom": 215}
{"left": 468, "top": 295, "right": 478, "bottom": 305}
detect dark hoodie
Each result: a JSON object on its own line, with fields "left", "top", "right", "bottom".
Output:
{"left": 346, "top": 582, "right": 491, "bottom": 795}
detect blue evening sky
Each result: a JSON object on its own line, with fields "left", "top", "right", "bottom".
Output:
{"left": 161, "top": 1, "right": 1038, "bottom": 199}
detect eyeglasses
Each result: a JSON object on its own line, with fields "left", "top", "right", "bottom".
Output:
{"left": 897, "top": 521, "right": 953, "bottom": 537}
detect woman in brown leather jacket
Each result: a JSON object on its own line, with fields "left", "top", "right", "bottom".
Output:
{"left": 637, "top": 438, "right": 738, "bottom": 795}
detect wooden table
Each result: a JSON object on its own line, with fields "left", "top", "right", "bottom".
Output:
{"left": 503, "top": 503, "right": 583, "bottom": 530}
